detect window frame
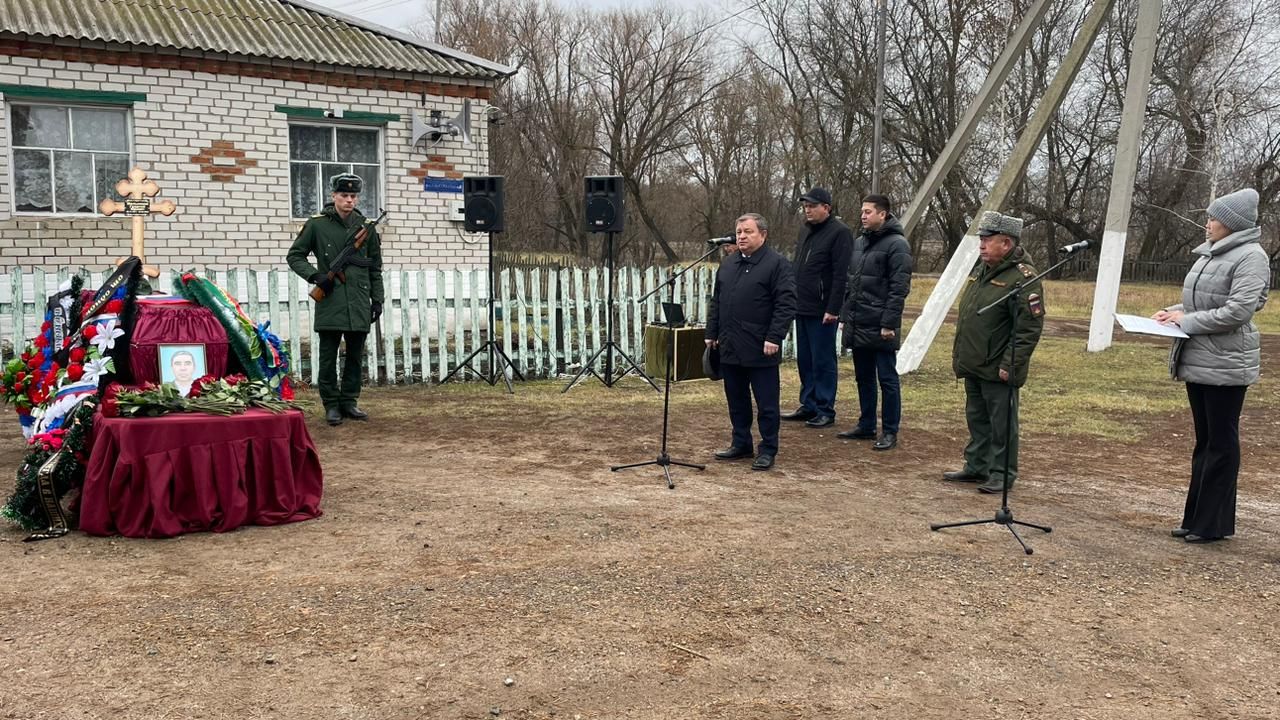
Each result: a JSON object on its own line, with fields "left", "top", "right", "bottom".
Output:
{"left": 6, "top": 100, "right": 135, "bottom": 217}
{"left": 286, "top": 120, "right": 386, "bottom": 220}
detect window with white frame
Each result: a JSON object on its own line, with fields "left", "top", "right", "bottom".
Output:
{"left": 288, "top": 124, "right": 382, "bottom": 219}
{"left": 8, "top": 103, "right": 132, "bottom": 214}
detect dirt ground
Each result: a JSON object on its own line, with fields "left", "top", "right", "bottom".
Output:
{"left": 2, "top": 331, "right": 1279, "bottom": 720}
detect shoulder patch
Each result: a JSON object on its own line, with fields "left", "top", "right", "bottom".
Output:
{"left": 1027, "top": 292, "right": 1045, "bottom": 318}
{"left": 310, "top": 214, "right": 324, "bottom": 219}
{"left": 1018, "top": 262, "right": 1035, "bottom": 278}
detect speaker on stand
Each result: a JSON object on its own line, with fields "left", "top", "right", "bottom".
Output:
{"left": 563, "top": 176, "right": 657, "bottom": 392}
{"left": 443, "top": 176, "right": 523, "bottom": 392}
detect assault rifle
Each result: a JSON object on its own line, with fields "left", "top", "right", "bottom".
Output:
{"left": 310, "top": 209, "right": 387, "bottom": 301}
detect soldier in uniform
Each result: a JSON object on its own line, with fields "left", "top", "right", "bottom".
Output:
{"left": 943, "top": 211, "right": 1045, "bottom": 493}
{"left": 287, "top": 173, "right": 384, "bottom": 426}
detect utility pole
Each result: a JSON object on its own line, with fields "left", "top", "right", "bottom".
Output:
{"left": 870, "top": 0, "right": 888, "bottom": 193}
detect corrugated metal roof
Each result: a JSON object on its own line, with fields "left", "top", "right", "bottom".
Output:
{"left": 0, "top": 0, "right": 512, "bottom": 79}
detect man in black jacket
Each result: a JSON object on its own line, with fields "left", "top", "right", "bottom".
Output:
{"left": 838, "top": 194, "right": 912, "bottom": 450}
{"left": 783, "top": 187, "right": 854, "bottom": 428}
{"left": 706, "top": 213, "right": 798, "bottom": 471}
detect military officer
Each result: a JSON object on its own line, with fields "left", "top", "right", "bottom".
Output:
{"left": 943, "top": 211, "right": 1045, "bottom": 493}
{"left": 287, "top": 173, "right": 384, "bottom": 426}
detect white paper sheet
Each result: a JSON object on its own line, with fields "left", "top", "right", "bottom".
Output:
{"left": 1114, "top": 313, "right": 1189, "bottom": 339}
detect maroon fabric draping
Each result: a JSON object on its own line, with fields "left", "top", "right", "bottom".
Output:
{"left": 79, "top": 409, "right": 324, "bottom": 538}
{"left": 129, "top": 300, "right": 230, "bottom": 384}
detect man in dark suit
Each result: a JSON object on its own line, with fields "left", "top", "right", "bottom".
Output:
{"left": 706, "top": 213, "right": 798, "bottom": 470}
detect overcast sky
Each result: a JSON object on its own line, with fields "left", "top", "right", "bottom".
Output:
{"left": 306, "top": 0, "right": 726, "bottom": 36}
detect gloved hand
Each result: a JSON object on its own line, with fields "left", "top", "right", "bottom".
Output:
{"left": 371, "top": 301, "right": 383, "bottom": 325}
{"left": 310, "top": 272, "right": 335, "bottom": 296}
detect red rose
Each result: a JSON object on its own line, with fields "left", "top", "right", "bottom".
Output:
{"left": 48, "top": 362, "right": 60, "bottom": 375}
{"left": 83, "top": 325, "right": 98, "bottom": 339}
{"left": 41, "top": 321, "right": 51, "bottom": 332}
{"left": 67, "top": 365, "right": 84, "bottom": 381}
{"left": 69, "top": 347, "right": 85, "bottom": 363}
{"left": 33, "top": 335, "right": 48, "bottom": 349}
{"left": 15, "top": 371, "right": 25, "bottom": 382}
{"left": 280, "top": 378, "right": 295, "bottom": 401}
{"left": 105, "top": 299, "right": 124, "bottom": 314}
{"left": 225, "top": 374, "right": 247, "bottom": 386}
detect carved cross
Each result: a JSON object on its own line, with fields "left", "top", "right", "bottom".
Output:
{"left": 98, "top": 167, "right": 177, "bottom": 278}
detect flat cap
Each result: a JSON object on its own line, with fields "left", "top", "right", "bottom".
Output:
{"left": 799, "top": 187, "right": 833, "bottom": 206}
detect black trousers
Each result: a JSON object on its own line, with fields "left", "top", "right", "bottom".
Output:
{"left": 1182, "top": 382, "right": 1248, "bottom": 538}
{"left": 317, "top": 330, "right": 367, "bottom": 411}
{"left": 722, "top": 363, "right": 781, "bottom": 456}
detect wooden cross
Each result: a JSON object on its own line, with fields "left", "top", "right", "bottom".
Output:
{"left": 98, "top": 166, "right": 176, "bottom": 278}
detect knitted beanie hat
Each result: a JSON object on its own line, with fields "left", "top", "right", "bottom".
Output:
{"left": 1207, "top": 188, "right": 1259, "bottom": 231}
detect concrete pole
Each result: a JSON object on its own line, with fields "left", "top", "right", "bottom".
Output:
{"left": 871, "top": 0, "right": 888, "bottom": 193}
{"left": 898, "top": 0, "right": 1117, "bottom": 374}
{"left": 899, "top": 0, "right": 1053, "bottom": 236}
{"left": 1087, "top": 0, "right": 1164, "bottom": 352}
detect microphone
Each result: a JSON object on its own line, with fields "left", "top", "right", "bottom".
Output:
{"left": 1058, "top": 239, "right": 1093, "bottom": 254}
{"left": 706, "top": 235, "right": 736, "bottom": 246}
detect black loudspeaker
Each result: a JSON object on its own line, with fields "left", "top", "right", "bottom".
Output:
{"left": 464, "top": 175, "right": 504, "bottom": 233}
{"left": 584, "top": 175, "right": 625, "bottom": 233}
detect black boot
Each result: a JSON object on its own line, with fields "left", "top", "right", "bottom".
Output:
{"left": 326, "top": 407, "right": 344, "bottom": 426}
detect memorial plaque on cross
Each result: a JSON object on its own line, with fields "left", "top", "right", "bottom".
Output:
{"left": 98, "top": 166, "right": 177, "bottom": 278}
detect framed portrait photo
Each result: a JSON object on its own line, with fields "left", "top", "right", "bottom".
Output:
{"left": 158, "top": 344, "right": 207, "bottom": 397}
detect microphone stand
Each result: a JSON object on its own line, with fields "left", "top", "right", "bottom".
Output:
{"left": 930, "top": 245, "right": 1086, "bottom": 554}
{"left": 611, "top": 243, "right": 724, "bottom": 488}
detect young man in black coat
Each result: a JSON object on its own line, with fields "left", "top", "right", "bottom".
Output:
{"left": 838, "top": 194, "right": 912, "bottom": 450}
{"left": 783, "top": 187, "right": 854, "bottom": 428}
{"left": 706, "top": 213, "right": 798, "bottom": 471}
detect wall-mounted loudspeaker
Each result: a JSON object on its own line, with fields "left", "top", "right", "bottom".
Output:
{"left": 584, "top": 175, "right": 625, "bottom": 233}
{"left": 463, "top": 176, "right": 504, "bottom": 233}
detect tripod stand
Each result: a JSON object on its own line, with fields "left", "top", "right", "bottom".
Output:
{"left": 443, "top": 230, "right": 524, "bottom": 393}
{"left": 930, "top": 248, "right": 1080, "bottom": 554}
{"left": 562, "top": 231, "right": 658, "bottom": 392}
{"left": 611, "top": 245, "right": 719, "bottom": 488}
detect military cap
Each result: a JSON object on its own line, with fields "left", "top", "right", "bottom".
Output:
{"left": 703, "top": 344, "right": 722, "bottom": 382}
{"left": 330, "top": 173, "right": 363, "bottom": 194}
{"left": 976, "top": 210, "right": 1023, "bottom": 240}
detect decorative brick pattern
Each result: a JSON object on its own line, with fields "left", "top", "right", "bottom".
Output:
{"left": 190, "top": 140, "right": 259, "bottom": 182}
{"left": 408, "top": 155, "right": 463, "bottom": 180}
{"left": 0, "top": 38, "right": 495, "bottom": 271}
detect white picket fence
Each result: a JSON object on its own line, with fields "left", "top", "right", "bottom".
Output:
{"left": 0, "top": 266, "right": 804, "bottom": 384}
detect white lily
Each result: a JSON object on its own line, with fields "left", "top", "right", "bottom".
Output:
{"left": 82, "top": 357, "right": 114, "bottom": 385}
{"left": 90, "top": 318, "right": 125, "bottom": 354}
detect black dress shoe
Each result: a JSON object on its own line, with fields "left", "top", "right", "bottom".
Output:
{"left": 1171, "top": 528, "right": 1191, "bottom": 538}
{"left": 1184, "top": 534, "right": 1223, "bottom": 544}
{"left": 781, "top": 408, "right": 816, "bottom": 421}
{"left": 715, "top": 446, "right": 753, "bottom": 460}
{"left": 325, "top": 407, "right": 344, "bottom": 426}
{"left": 872, "top": 433, "right": 897, "bottom": 450}
{"left": 805, "top": 415, "right": 835, "bottom": 428}
{"left": 942, "top": 470, "right": 985, "bottom": 482}
{"left": 751, "top": 453, "right": 775, "bottom": 470}
{"left": 341, "top": 406, "right": 369, "bottom": 420}
{"left": 836, "top": 428, "right": 876, "bottom": 440}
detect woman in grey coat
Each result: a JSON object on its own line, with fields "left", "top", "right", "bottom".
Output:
{"left": 1153, "top": 188, "right": 1270, "bottom": 543}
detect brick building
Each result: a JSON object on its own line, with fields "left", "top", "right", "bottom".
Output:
{"left": 0, "top": 0, "right": 511, "bottom": 271}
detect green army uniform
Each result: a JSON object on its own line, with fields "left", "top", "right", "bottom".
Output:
{"left": 287, "top": 174, "right": 384, "bottom": 422}
{"left": 951, "top": 220, "right": 1045, "bottom": 492}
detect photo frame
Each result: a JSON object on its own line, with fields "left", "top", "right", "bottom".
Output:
{"left": 158, "top": 343, "right": 207, "bottom": 397}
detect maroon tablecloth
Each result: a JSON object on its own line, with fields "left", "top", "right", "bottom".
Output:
{"left": 79, "top": 409, "right": 324, "bottom": 538}
{"left": 129, "top": 298, "right": 230, "bottom": 384}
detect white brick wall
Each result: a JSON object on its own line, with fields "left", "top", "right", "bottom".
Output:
{"left": 0, "top": 53, "right": 494, "bottom": 272}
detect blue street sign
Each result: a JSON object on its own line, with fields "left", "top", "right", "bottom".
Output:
{"left": 424, "top": 178, "right": 464, "bottom": 193}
